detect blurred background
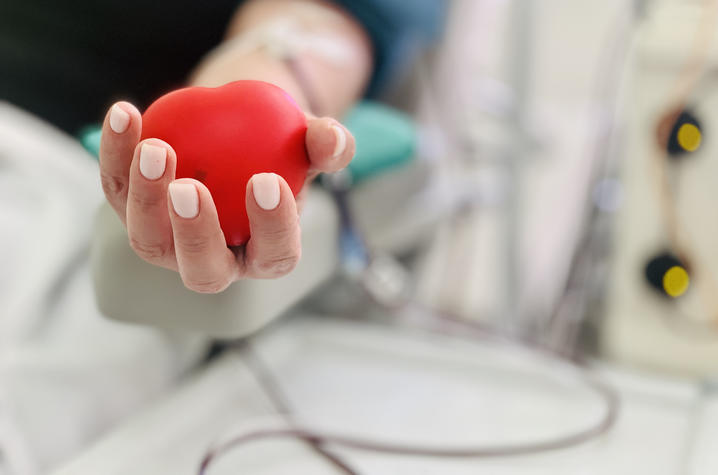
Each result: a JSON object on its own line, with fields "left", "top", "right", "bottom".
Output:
{"left": 4, "top": 0, "right": 718, "bottom": 474}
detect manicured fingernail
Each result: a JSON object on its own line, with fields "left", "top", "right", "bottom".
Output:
{"left": 169, "top": 182, "right": 199, "bottom": 219}
{"left": 331, "top": 124, "right": 346, "bottom": 158}
{"left": 109, "top": 104, "right": 130, "bottom": 134}
{"left": 139, "top": 143, "right": 167, "bottom": 180}
{"left": 252, "top": 173, "right": 280, "bottom": 210}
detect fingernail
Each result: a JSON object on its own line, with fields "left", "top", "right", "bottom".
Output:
{"left": 331, "top": 124, "right": 346, "bottom": 158}
{"left": 139, "top": 143, "right": 167, "bottom": 180}
{"left": 252, "top": 173, "right": 280, "bottom": 210}
{"left": 109, "top": 104, "right": 130, "bottom": 134}
{"left": 169, "top": 182, "right": 199, "bottom": 219}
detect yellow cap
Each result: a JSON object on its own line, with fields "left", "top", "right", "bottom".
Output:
{"left": 677, "top": 123, "right": 702, "bottom": 152}
{"left": 663, "top": 266, "right": 690, "bottom": 298}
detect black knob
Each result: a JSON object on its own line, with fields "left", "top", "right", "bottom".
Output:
{"left": 656, "top": 109, "right": 703, "bottom": 158}
{"left": 644, "top": 252, "right": 690, "bottom": 298}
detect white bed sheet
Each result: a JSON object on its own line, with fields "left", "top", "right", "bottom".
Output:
{"left": 0, "top": 103, "right": 209, "bottom": 474}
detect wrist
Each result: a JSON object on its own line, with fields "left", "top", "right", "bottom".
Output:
{"left": 189, "top": 49, "right": 313, "bottom": 114}
{"left": 189, "top": 0, "right": 371, "bottom": 118}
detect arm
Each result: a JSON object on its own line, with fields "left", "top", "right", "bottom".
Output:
{"left": 97, "top": 0, "right": 373, "bottom": 293}
{"left": 191, "top": 0, "right": 373, "bottom": 117}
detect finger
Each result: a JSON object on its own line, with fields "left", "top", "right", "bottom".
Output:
{"left": 294, "top": 185, "right": 310, "bottom": 215}
{"left": 99, "top": 101, "right": 142, "bottom": 222}
{"left": 168, "top": 179, "right": 238, "bottom": 293}
{"left": 126, "top": 139, "right": 178, "bottom": 269}
{"left": 243, "top": 173, "right": 302, "bottom": 279}
{"left": 305, "top": 117, "right": 355, "bottom": 174}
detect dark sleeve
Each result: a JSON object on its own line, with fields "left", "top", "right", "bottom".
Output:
{"left": 331, "top": 0, "right": 448, "bottom": 96}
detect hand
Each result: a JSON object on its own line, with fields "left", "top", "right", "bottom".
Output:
{"left": 99, "top": 101, "right": 355, "bottom": 293}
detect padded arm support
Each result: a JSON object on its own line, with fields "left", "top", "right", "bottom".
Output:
{"left": 91, "top": 188, "right": 339, "bottom": 338}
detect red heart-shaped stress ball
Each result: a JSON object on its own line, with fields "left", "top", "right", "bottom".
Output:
{"left": 141, "top": 80, "right": 309, "bottom": 246}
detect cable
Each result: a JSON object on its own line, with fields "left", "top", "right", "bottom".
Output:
{"left": 199, "top": 429, "right": 355, "bottom": 475}
{"left": 198, "top": 338, "right": 357, "bottom": 475}
{"left": 198, "top": 326, "right": 619, "bottom": 475}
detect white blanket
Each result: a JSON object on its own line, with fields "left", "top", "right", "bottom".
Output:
{"left": 0, "top": 103, "right": 208, "bottom": 474}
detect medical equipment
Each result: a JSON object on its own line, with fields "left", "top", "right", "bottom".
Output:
{"left": 600, "top": 0, "right": 718, "bottom": 375}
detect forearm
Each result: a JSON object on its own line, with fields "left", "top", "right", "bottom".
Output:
{"left": 189, "top": 0, "right": 373, "bottom": 118}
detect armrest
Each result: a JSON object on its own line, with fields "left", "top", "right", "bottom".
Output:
{"left": 91, "top": 188, "right": 339, "bottom": 338}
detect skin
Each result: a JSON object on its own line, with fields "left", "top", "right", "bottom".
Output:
{"left": 98, "top": 0, "right": 372, "bottom": 293}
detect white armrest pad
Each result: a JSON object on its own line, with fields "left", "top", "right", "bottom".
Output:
{"left": 91, "top": 188, "right": 339, "bottom": 338}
